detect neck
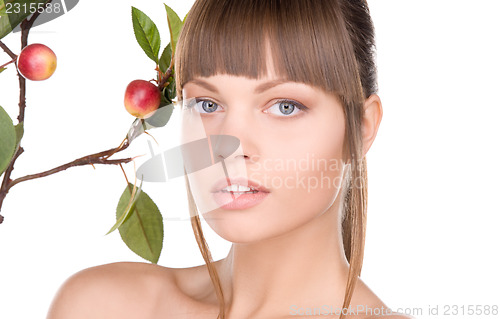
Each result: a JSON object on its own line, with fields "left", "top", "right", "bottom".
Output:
{"left": 215, "top": 199, "right": 350, "bottom": 317}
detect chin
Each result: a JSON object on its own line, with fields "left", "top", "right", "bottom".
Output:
{"left": 201, "top": 200, "right": 321, "bottom": 244}
{"left": 202, "top": 207, "right": 279, "bottom": 244}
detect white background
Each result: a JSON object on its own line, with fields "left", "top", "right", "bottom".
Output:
{"left": 0, "top": 1, "right": 499, "bottom": 318}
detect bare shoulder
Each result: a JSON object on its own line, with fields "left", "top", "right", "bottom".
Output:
{"left": 46, "top": 262, "right": 175, "bottom": 319}
{"left": 46, "top": 262, "right": 218, "bottom": 319}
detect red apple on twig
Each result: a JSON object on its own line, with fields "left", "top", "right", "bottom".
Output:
{"left": 17, "top": 43, "right": 57, "bottom": 81}
{"left": 124, "top": 80, "right": 161, "bottom": 119}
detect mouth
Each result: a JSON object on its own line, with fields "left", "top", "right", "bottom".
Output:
{"left": 210, "top": 177, "right": 270, "bottom": 194}
{"left": 210, "top": 177, "right": 270, "bottom": 210}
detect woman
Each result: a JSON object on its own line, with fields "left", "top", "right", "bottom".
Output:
{"left": 47, "top": 0, "right": 412, "bottom": 318}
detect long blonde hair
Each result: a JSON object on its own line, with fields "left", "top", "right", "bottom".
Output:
{"left": 176, "top": 1, "right": 377, "bottom": 318}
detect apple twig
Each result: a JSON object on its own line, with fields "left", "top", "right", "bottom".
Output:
{"left": 0, "top": 0, "right": 136, "bottom": 224}
{"left": 0, "top": 41, "right": 17, "bottom": 60}
{"left": 0, "top": 139, "right": 132, "bottom": 220}
{"left": 0, "top": 57, "right": 16, "bottom": 69}
{"left": 0, "top": 12, "right": 40, "bottom": 223}
{"left": 0, "top": 147, "right": 24, "bottom": 223}
{"left": 8, "top": 140, "right": 132, "bottom": 190}
{"left": 157, "top": 65, "right": 173, "bottom": 91}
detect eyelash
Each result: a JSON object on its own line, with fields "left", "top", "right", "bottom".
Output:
{"left": 185, "top": 98, "right": 308, "bottom": 118}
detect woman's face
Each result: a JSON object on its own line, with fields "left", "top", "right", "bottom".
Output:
{"left": 181, "top": 67, "right": 347, "bottom": 243}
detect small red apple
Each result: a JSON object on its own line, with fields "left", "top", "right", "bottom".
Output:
{"left": 17, "top": 43, "right": 57, "bottom": 81}
{"left": 124, "top": 80, "right": 161, "bottom": 119}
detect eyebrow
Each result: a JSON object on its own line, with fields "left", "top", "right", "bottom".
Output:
{"left": 188, "top": 78, "right": 288, "bottom": 94}
{"left": 189, "top": 79, "right": 219, "bottom": 94}
{"left": 254, "top": 79, "right": 287, "bottom": 94}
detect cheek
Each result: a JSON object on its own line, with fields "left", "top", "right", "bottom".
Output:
{"left": 252, "top": 117, "right": 346, "bottom": 219}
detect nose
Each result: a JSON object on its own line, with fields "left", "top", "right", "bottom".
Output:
{"left": 210, "top": 106, "right": 257, "bottom": 164}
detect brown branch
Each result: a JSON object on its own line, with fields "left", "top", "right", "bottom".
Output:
{"left": 0, "top": 147, "right": 25, "bottom": 212}
{"left": 157, "top": 52, "right": 174, "bottom": 91}
{"left": 8, "top": 154, "right": 133, "bottom": 190}
{"left": 18, "top": 21, "right": 32, "bottom": 124}
{"left": 0, "top": 57, "right": 16, "bottom": 69}
{"left": 17, "top": 70, "right": 26, "bottom": 123}
{"left": 0, "top": 0, "right": 139, "bottom": 225}
{"left": 0, "top": 41, "right": 17, "bottom": 60}
{"left": 158, "top": 68, "right": 173, "bottom": 90}
{"left": 17, "top": 0, "right": 55, "bottom": 123}
{"left": 0, "top": 0, "right": 55, "bottom": 223}
{"left": 0, "top": 139, "right": 131, "bottom": 219}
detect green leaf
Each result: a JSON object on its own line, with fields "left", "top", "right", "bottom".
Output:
{"left": 131, "top": 6, "right": 161, "bottom": 63}
{"left": 106, "top": 179, "right": 143, "bottom": 235}
{"left": 0, "top": 67, "right": 5, "bottom": 73}
{"left": 161, "top": 85, "right": 171, "bottom": 105}
{"left": 145, "top": 102, "right": 174, "bottom": 128}
{"left": 115, "top": 182, "right": 164, "bottom": 264}
{"left": 126, "top": 103, "right": 175, "bottom": 144}
{"left": 0, "top": 105, "right": 16, "bottom": 175}
{"left": 0, "top": 0, "right": 47, "bottom": 40}
{"left": 164, "top": 4, "right": 182, "bottom": 55}
{"left": 166, "top": 75, "right": 176, "bottom": 101}
{"left": 183, "top": 11, "right": 189, "bottom": 24}
{"left": 0, "top": 0, "right": 12, "bottom": 39}
{"left": 158, "top": 43, "right": 172, "bottom": 74}
{"left": 14, "top": 121, "right": 23, "bottom": 151}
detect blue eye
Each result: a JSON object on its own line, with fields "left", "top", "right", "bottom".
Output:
{"left": 184, "top": 98, "right": 307, "bottom": 117}
{"left": 185, "top": 99, "right": 220, "bottom": 113}
{"left": 267, "top": 99, "right": 307, "bottom": 117}
{"left": 200, "top": 100, "right": 219, "bottom": 113}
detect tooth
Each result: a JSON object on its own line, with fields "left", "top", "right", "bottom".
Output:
{"left": 222, "top": 184, "right": 253, "bottom": 192}
{"left": 237, "top": 185, "right": 251, "bottom": 192}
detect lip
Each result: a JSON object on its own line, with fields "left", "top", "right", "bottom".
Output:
{"left": 210, "top": 177, "right": 270, "bottom": 193}
{"left": 212, "top": 190, "right": 269, "bottom": 210}
{"left": 210, "top": 176, "right": 270, "bottom": 210}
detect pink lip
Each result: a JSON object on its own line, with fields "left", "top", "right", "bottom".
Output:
{"left": 212, "top": 191, "right": 269, "bottom": 210}
{"left": 210, "top": 177, "right": 270, "bottom": 193}
{"left": 210, "top": 177, "right": 270, "bottom": 210}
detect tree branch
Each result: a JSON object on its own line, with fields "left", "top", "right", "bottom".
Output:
{"left": 8, "top": 144, "right": 132, "bottom": 190}
{"left": 0, "top": 57, "right": 16, "bottom": 69}
{"left": 0, "top": 147, "right": 25, "bottom": 215}
{"left": 0, "top": 0, "right": 141, "bottom": 225}
{"left": 1, "top": 0, "right": 128, "bottom": 223}
{"left": 0, "top": 138, "right": 132, "bottom": 220}
{"left": 0, "top": 41, "right": 17, "bottom": 60}
{"left": 157, "top": 66, "right": 173, "bottom": 91}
